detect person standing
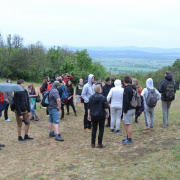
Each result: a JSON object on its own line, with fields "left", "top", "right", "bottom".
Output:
{"left": 88, "top": 85, "right": 109, "bottom": 148}
{"left": 122, "top": 76, "right": 136, "bottom": 144}
{"left": 48, "top": 81, "right": 64, "bottom": 141}
{"left": 75, "top": 78, "right": 84, "bottom": 111}
{"left": 102, "top": 77, "right": 114, "bottom": 127}
{"left": 66, "top": 80, "right": 77, "bottom": 116}
{"left": 14, "top": 79, "right": 34, "bottom": 142}
{"left": 81, "top": 74, "right": 95, "bottom": 132}
{"left": 159, "top": 70, "right": 176, "bottom": 128}
{"left": 4, "top": 79, "right": 13, "bottom": 122}
{"left": 107, "top": 80, "right": 124, "bottom": 134}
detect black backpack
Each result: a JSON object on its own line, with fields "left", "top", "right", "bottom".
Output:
{"left": 164, "top": 83, "right": 175, "bottom": 101}
{"left": 146, "top": 88, "right": 158, "bottom": 107}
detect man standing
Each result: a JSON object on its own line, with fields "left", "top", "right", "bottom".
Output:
{"left": 102, "top": 77, "right": 114, "bottom": 127}
{"left": 122, "top": 76, "right": 136, "bottom": 144}
{"left": 159, "top": 70, "right": 176, "bottom": 128}
{"left": 48, "top": 81, "right": 64, "bottom": 141}
{"left": 81, "top": 74, "right": 95, "bottom": 132}
{"left": 14, "top": 79, "right": 34, "bottom": 142}
{"left": 88, "top": 85, "right": 109, "bottom": 148}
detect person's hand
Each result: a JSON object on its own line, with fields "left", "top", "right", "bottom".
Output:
{"left": 57, "top": 106, "right": 60, "bottom": 111}
{"left": 108, "top": 104, "right": 111, "bottom": 108}
{"left": 87, "top": 116, "right": 91, "bottom": 121}
{"left": 28, "top": 113, "right": 30, "bottom": 117}
{"left": 19, "top": 116, "right": 23, "bottom": 120}
{"left": 68, "top": 96, "right": 72, "bottom": 100}
{"left": 105, "top": 113, "right": 109, "bottom": 119}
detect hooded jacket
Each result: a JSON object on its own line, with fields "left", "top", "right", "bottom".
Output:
{"left": 123, "top": 84, "right": 136, "bottom": 113}
{"left": 159, "top": 74, "right": 176, "bottom": 101}
{"left": 141, "top": 78, "right": 161, "bottom": 106}
{"left": 107, "top": 80, "right": 124, "bottom": 108}
{"left": 102, "top": 82, "right": 114, "bottom": 97}
{"left": 81, "top": 74, "right": 95, "bottom": 103}
{"left": 88, "top": 92, "right": 108, "bottom": 118}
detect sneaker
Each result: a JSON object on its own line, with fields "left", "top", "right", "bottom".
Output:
{"left": 66, "top": 112, "right": 69, "bottom": 115}
{"left": 24, "top": 135, "right": 34, "bottom": 140}
{"left": 122, "top": 139, "right": 133, "bottom": 144}
{"left": 61, "top": 116, "right": 64, "bottom": 119}
{"left": 91, "top": 144, "right": 95, "bottom": 148}
{"left": 75, "top": 113, "right": 77, "bottom": 117}
{"left": 35, "top": 117, "right": 39, "bottom": 121}
{"left": 122, "top": 137, "right": 128, "bottom": 142}
{"left": 116, "top": 130, "right": 123, "bottom": 134}
{"left": 84, "top": 128, "right": 91, "bottom": 133}
{"left": 110, "top": 129, "right": 114, "bottom": 133}
{"left": 97, "top": 144, "right": 106, "bottom": 148}
{"left": 0, "top": 143, "right": 5, "bottom": 147}
{"left": 30, "top": 116, "right": 34, "bottom": 120}
{"left": 5, "top": 118, "right": 12, "bottom": 122}
{"left": 55, "top": 134, "right": 64, "bottom": 141}
{"left": 143, "top": 129, "right": 150, "bottom": 133}
{"left": 135, "top": 120, "right": 138, "bottom": 123}
{"left": 82, "top": 109, "right": 85, "bottom": 112}
{"left": 18, "top": 136, "right": 26, "bottom": 142}
{"left": 49, "top": 131, "right": 56, "bottom": 137}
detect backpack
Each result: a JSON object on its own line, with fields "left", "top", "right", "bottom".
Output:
{"left": 164, "top": 83, "right": 175, "bottom": 101}
{"left": 60, "top": 86, "right": 69, "bottom": 104}
{"left": 41, "top": 89, "right": 52, "bottom": 107}
{"left": 40, "top": 85, "right": 43, "bottom": 94}
{"left": 146, "top": 88, "right": 158, "bottom": 107}
{"left": 130, "top": 89, "right": 141, "bottom": 108}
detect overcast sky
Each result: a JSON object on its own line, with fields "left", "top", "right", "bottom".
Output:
{"left": 0, "top": 0, "right": 180, "bottom": 48}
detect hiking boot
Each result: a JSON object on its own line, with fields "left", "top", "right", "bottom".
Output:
{"left": 30, "top": 116, "right": 34, "bottom": 120}
{"left": 35, "top": 116, "right": 39, "bottom": 121}
{"left": 135, "top": 120, "right": 138, "bottom": 123}
{"left": 122, "top": 137, "right": 128, "bottom": 142}
{"left": 61, "top": 116, "right": 64, "bottom": 119}
{"left": 122, "top": 139, "right": 133, "bottom": 144}
{"left": 97, "top": 144, "right": 106, "bottom": 148}
{"left": 116, "top": 130, "right": 123, "bottom": 134}
{"left": 5, "top": 118, "right": 12, "bottom": 122}
{"left": 91, "top": 144, "right": 95, "bottom": 148}
{"left": 0, "top": 143, "right": 5, "bottom": 147}
{"left": 66, "top": 112, "right": 69, "bottom": 115}
{"left": 110, "top": 129, "right": 114, "bottom": 133}
{"left": 143, "top": 129, "right": 150, "bottom": 133}
{"left": 55, "top": 134, "right": 64, "bottom": 141}
{"left": 24, "top": 135, "right": 34, "bottom": 140}
{"left": 18, "top": 136, "right": 26, "bottom": 142}
{"left": 49, "top": 131, "right": 56, "bottom": 137}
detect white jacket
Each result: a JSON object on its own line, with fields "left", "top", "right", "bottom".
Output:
{"left": 107, "top": 80, "right": 124, "bottom": 108}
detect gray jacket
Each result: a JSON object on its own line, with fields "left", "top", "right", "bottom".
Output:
{"left": 4, "top": 92, "right": 13, "bottom": 103}
{"left": 81, "top": 74, "right": 95, "bottom": 103}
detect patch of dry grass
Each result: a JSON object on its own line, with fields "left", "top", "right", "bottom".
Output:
{"left": 0, "top": 82, "right": 180, "bottom": 179}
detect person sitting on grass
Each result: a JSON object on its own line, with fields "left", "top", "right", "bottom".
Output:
{"left": 88, "top": 85, "right": 109, "bottom": 148}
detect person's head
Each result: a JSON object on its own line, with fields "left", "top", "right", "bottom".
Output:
{"left": 66, "top": 79, "right": 72, "bottom": 87}
{"left": 105, "top": 77, "right": 111, "bottom": 85}
{"left": 102, "top": 81, "right": 106, "bottom": 87}
{"left": 55, "top": 74, "right": 60, "bottom": 80}
{"left": 6, "top": 79, "right": 12, "bottom": 83}
{"left": 63, "top": 73, "right": 68, "bottom": 79}
{"left": 53, "top": 81, "right": 60, "bottom": 89}
{"left": 97, "top": 77, "right": 101, "bottom": 83}
{"left": 88, "top": 74, "right": 95, "bottom": 84}
{"left": 123, "top": 76, "right": 131, "bottom": 86}
{"left": 131, "top": 76, "right": 135, "bottom": 80}
{"left": 146, "top": 78, "right": 154, "bottom": 89}
{"left": 27, "top": 84, "right": 35, "bottom": 92}
{"left": 58, "top": 79, "right": 63, "bottom": 84}
{"left": 165, "top": 70, "right": 171, "bottom": 77}
{"left": 17, "top": 79, "right": 25, "bottom": 88}
{"left": 43, "top": 76, "right": 50, "bottom": 84}
{"left": 114, "top": 79, "right": 121, "bottom": 87}
{"left": 94, "top": 84, "right": 102, "bottom": 93}
{"left": 132, "top": 78, "right": 138, "bottom": 86}
{"left": 49, "top": 79, "right": 54, "bottom": 85}
{"left": 79, "top": 78, "right": 83, "bottom": 84}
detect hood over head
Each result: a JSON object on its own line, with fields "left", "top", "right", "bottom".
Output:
{"left": 114, "top": 80, "right": 121, "bottom": 87}
{"left": 146, "top": 78, "right": 154, "bottom": 89}
{"left": 88, "top": 74, "right": 94, "bottom": 85}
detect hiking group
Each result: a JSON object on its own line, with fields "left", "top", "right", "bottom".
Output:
{"left": 0, "top": 70, "right": 176, "bottom": 150}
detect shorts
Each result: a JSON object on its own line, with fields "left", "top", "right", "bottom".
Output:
{"left": 75, "top": 95, "right": 81, "bottom": 103}
{"left": 123, "top": 109, "right": 136, "bottom": 124}
{"left": 49, "top": 108, "right": 60, "bottom": 124}
{"left": 15, "top": 110, "right": 30, "bottom": 127}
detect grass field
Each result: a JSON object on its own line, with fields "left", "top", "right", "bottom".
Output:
{"left": 0, "top": 81, "right": 180, "bottom": 180}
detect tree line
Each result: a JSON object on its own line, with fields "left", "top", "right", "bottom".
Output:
{"left": 0, "top": 34, "right": 107, "bottom": 83}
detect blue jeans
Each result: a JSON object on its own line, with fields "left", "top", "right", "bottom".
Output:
{"left": 49, "top": 108, "right": 60, "bottom": 124}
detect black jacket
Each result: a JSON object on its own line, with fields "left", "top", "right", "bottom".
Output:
{"left": 123, "top": 84, "right": 136, "bottom": 113}
{"left": 14, "top": 90, "right": 30, "bottom": 116}
{"left": 102, "top": 83, "right": 114, "bottom": 97}
{"left": 88, "top": 93, "right": 108, "bottom": 118}
{"left": 67, "top": 86, "right": 74, "bottom": 97}
{"left": 159, "top": 74, "right": 176, "bottom": 101}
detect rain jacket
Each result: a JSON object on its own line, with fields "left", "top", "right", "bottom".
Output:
{"left": 88, "top": 92, "right": 108, "bottom": 118}
{"left": 107, "top": 80, "right": 124, "bottom": 108}
{"left": 81, "top": 74, "right": 95, "bottom": 103}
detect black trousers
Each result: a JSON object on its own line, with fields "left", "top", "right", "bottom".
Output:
{"left": 66, "top": 98, "right": 76, "bottom": 114}
{"left": 84, "top": 103, "right": 91, "bottom": 129}
{"left": 91, "top": 117, "right": 105, "bottom": 145}
{"left": 61, "top": 103, "right": 64, "bottom": 117}
{"left": 4, "top": 103, "right": 9, "bottom": 120}
{"left": 106, "top": 107, "right": 111, "bottom": 125}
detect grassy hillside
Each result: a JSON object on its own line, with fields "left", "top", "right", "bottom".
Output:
{"left": 0, "top": 81, "right": 180, "bottom": 179}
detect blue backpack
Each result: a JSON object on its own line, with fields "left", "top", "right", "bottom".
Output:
{"left": 41, "top": 89, "right": 52, "bottom": 107}
{"left": 60, "top": 86, "right": 69, "bottom": 104}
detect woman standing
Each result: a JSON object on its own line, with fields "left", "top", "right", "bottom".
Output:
{"left": 4, "top": 79, "right": 13, "bottom": 122}
{"left": 66, "top": 80, "right": 77, "bottom": 116}
{"left": 28, "top": 84, "right": 39, "bottom": 121}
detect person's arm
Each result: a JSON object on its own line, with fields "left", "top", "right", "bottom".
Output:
{"left": 75, "top": 85, "right": 78, "bottom": 96}
{"left": 81, "top": 85, "right": 89, "bottom": 103}
{"left": 123, "top": 88, "right": 130, "bottom": 113}
{"left": 14, "top": 92, "right": 22, "bottom": 117}
{"left": 87, "top": 109, "right": 91, "bottom": 121}
{"left": 107, "top": 89, "right": 112, "bottom": 102}
{"left": 57, "top": 98, "right": 61, "bottom": 111}
{"left": 105, "top": 108, "right": 109, "bottom": 119}
{"left": 155, "top": 89, "right": 161, "bottom": 100}
{"left": 159, "top": 80, "right": 164, "bottom": 93}
{"left": 68, "top": 75, "right": 74, "bottom": 80}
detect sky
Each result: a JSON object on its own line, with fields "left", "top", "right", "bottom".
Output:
{"left": 0, "top": 0, "right": 180, "bottom": 48}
